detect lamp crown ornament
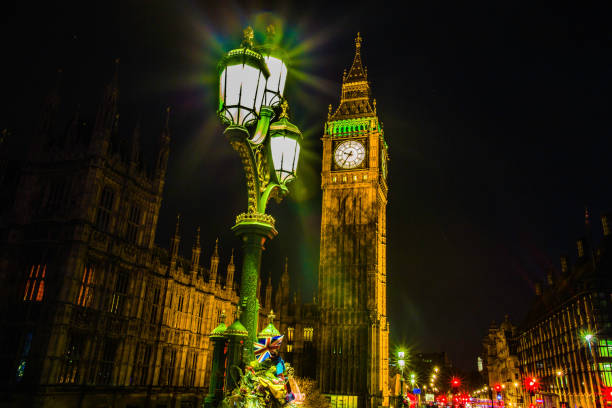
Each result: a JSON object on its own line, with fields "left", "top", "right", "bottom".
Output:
{"left": 265, "top": 24, "right": 276, "bottom": 42}
{"left": 242, "top": 26, "right": 254, "bottom": 48}
{"left": 268, "top": 309, "right": 276, "bottom": 324}
{"left": 279, "top": 100, "right": 290, "bottom": 119}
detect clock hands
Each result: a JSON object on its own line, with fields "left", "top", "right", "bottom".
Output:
{"left": 342, "top": 150, "right": 353, "bottom": 166}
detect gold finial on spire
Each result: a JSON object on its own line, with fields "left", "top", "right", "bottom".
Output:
{"left": 242, "top": 26, "right": 254, "bottom": 48}
{"left": 229, "top": 248, "right": 234, "bottom": 264}
{"left": 279, "top": 99, "right": 290, "bottom": 119}
{"left": 373, "top": 99, "right": 377, "bottom": 114}
{"left": 213, "top": 237, "right": 219, "bottom": 257}
{"left": 164, "top": 106, "right": 171, "bottom": 129}
{"left": 195, "top": 226, "right": 200, "bottom": 247}
{"left": 355, "top": 32, "right": 362, "bottom": 50}
{"left": 328, "top": 104, "right": 332, "bottom": 121}
{"left": 268, "top": 309, "right": 276, "bottom": 324}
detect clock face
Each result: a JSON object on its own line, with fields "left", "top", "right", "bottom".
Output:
{"left": 334, "top": 140, "right": 366, "bottom": 169}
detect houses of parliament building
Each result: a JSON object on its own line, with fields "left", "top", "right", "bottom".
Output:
{"left": 0, "top": 34, "right": 389, "bottom": 408}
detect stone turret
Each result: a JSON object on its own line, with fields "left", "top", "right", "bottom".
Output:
{"left": 90, "top": 59, "right": 119, "bottom": 157}
{"left": 170, "top": 214, "right": 181, "bottom": 269}
{"left": 191, "top": 226, "right": 201, "bottom": 273}
{"left": 226, "top": 249, "right": 235, "bottom": 290}
{"left": 209, "top": 238, "right": 220, "bottom": 284}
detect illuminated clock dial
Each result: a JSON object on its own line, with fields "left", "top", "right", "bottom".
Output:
{"left": 334, "top": 140, "right": 366, "bottom": 169}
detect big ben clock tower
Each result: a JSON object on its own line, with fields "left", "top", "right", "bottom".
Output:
{"left": 318, "top": 33, "right": 389, "bottom": 408}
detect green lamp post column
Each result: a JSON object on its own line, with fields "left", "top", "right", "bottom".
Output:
{"left": 224, "top": 317, "right": 249, "bottom": 392}
{"left": 216, "top": 26, "right": 302, "bottom": 365}
{"left": 203, "top": 318, "right": 227, "bottom": 408}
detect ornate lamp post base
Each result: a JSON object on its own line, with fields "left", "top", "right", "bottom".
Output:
{"left": 231, "top": 213, "right": 277, "bottom": 363}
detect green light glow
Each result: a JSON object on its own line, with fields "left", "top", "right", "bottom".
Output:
{"left": 327, "top": 117, "right": 374, "bottom": 136}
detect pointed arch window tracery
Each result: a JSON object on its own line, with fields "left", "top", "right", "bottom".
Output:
{"left": 23, "top": 264, "right": 46, "bottom": 302}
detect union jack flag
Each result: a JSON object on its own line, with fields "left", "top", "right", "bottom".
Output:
{"left": 253, "top": 335, "right": 284, "bottom": 363}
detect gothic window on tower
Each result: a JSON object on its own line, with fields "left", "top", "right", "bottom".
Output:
{"left": 41, "top": 179, "right": 67, "bottom": 215}
{"left": 126, "top": 204, "right": 142, "bottom": 244}
{"left": 95, "top": 186, "right": 115, "bottom": 233}
{"left": 196, "top": 302, "right": 205, "bottom": 334}
{"left": 160, "top": 347, "right": 177, "bottom": 386}
{"left": 109, "top": 272, "right": 129, "bottom": 315}
{"left": 131, "top": 342, "right": 152, "bottom": 386}
{"left": 184, "top": 350, "right": 198, "bottom": 387}
{"left": 149, "top": 285, "right": 161, "bottom": 325}
{"left": 96, "top": 338, "right": 118, "bottom": 385}
{"left": 287, "top": 327, "right": 294, "bottom": 342}
{"left": 304, "top": 327, "right": 313, "bottom": 342}
{"left": 286, "top": 344, "right": 293, "bottom": 353}
{"left": 76, "top": 264, "right": 95, "bottom": 308}
{"left": 58, "top": 332, "right": 84, "bottom": 384}
{"left": 217, "top": 309, "right": 224, "bottom": 324}
{"left": 23, "top": 264, "right": 46, "bottom": 302}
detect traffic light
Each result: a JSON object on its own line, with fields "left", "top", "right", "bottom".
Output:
{"left": 494, "top": 384, "right": 502, "bottom": 392}
{"left": 451, "top": 377, "right": 461, "bottom": 388}
{"left": 525, "top": 377, "right": 538, "bottom": 396}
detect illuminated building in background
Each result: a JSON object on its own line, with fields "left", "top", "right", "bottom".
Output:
{"left": 482, "top": 316, "right": 523, "bottom": 407}
{"left": 493, "top": 213, "right": 612, "bottom": 408}
{"left": 317, "top": 32, "right": 390, "bottom": 408}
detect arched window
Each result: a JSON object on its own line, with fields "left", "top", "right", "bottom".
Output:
{"left": 23, "top": 264, "right": 46, "bottom": 302}
{"left": 95, "top": 187, "right": 115, "bottom": 232}
{"left": 77, "top": 264, "right": 95, "bottom": 307}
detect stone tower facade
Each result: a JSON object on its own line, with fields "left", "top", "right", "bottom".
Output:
{"left": 317, "top": 33, "right": 390, "bottom": 408}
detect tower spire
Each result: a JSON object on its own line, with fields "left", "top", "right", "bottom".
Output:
{"left": 226, "top": 248, "right": 235, "bottom": 290}
{"left": 170, "top": 213, "right": 181, "bottom": 268}
{"left": 156, "top": 106, "right": 171, "bottom": 191}
{"left": 130, "top": 119, "right": 141, "bottom": 165}
{"left": 209, "top": 238, "right": 220, "bottom": 284}
{"left": 329, "top": 33, "right": 375, "bottom": 121}
{"left": 191, "top": 226, "right": 201, "bottom": 272}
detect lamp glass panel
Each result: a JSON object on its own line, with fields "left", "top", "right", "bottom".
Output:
{"left": 270, "top": 134, "right": 300, "bottom": 183}
{"left": 221, "top": 63, "right": 266, "bottom": 126}
{"left": 219, "top": 70, "right": 226, "bottom": 111}
{"left": 263, "top": 56, "right": 287, "bottom": 106}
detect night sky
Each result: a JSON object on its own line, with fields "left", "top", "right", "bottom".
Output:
{"left": 2, "top": 1, "right": 612, "bottom": 372}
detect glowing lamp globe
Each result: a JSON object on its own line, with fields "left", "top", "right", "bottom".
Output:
{"left": 257, "top": 26, "right": 288, "bottom": 107}
{"left": 218, "top": 28, "right": 270, "bottom": 127}
{"left": 268, "top": 101, "right": 301, "bottom": 184}
{"left": 262, "top": 55, "right": 287, "bottom": 107}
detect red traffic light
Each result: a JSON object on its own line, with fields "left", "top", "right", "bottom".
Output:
{"left": 524, "top": 377, "right": 539, "bottom": 391}
{"left": 494, "top": 384, "right": 502, "bottom": 392}
{"left": 451, "top": 377, "right": 461, "bottom": 388}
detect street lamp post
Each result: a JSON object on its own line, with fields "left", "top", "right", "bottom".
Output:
{"left": 398, "top": 352, "right": 406, "bottom": 407}
{"left": 584, "top": 333, "right": 604, "bottom": 408}
{"left": 216, "top": 26, "right": 302, "bottom": 367}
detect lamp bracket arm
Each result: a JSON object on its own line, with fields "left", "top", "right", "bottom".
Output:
{"left": 258, "top": 183, "right": 287, "bottom": 213}
{"left": 226, "top": 127, "right": 261, "bottom": 213}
